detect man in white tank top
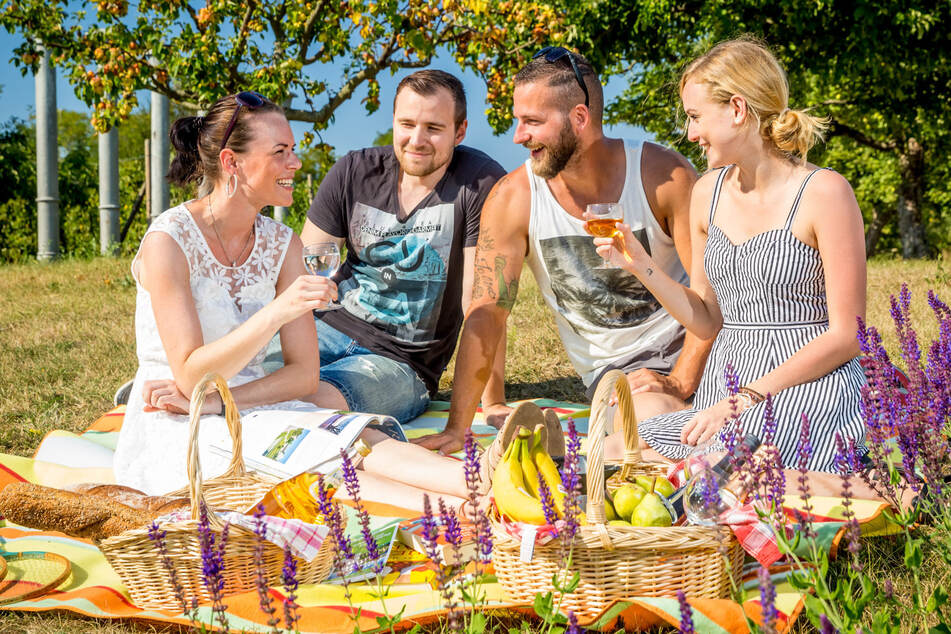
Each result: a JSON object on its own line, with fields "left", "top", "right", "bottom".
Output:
{"left": 414, "top": 49, "right": 713, "bottom": 454}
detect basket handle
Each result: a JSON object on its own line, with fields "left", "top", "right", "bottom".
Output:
{"left": 585, "top": 369, "right": 638, "bottom": 526}
{"left": 186, "top": 373, "right": 243, "bottom": 525}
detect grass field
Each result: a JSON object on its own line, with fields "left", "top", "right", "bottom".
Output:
{"left": 0, "top": 255, "right": 946, "bottom": 632}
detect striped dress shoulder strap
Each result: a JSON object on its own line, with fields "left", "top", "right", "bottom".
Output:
{"left": 708, "top": 165, "right": 733, "bottom": 225}
{"left": 783, "top": 167, "right": 829, "bottom": 231}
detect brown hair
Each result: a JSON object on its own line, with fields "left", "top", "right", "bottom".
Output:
{"left": 167, "top": 93, "right": 283, "bottom": 194}
{"left": 514, "top": 50, "right": 604, "bottom": 123}
{"left": 680, "top": 37, "right": 828, "bottom": 162}
{"left": 395, "top": 70, "right": 467, "bottom": 127}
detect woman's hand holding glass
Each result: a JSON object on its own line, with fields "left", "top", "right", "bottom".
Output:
{"left": 586, "top": 216, "right": 650, "bottom": 273}
{"left": 271, "top": 268, "right": 338, "bottom": 325}
{"left": 303, "top": 242, "right": 343, "bottom": 312}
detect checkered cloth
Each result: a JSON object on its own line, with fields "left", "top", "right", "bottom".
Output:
{"left": 156, "top": 510, "right": 330, "bottom": 561}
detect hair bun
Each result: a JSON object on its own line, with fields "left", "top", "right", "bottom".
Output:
{"left": 167, "top": 116, "right": 204, "bottom": 185}
{"left": 767, "top": 107, "right": 827, "bottom": 162}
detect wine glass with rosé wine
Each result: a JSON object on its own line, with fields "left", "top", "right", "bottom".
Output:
{"left": 584, "top": 203, "right": 632, "bottom": 269}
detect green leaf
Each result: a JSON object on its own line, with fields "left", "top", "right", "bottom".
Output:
{"left": 905, "top": 538, "right": 924, "bottom": 569}
{"left": 468, "top": 611, "right": 487, "bottom": 634}
{"left": 927, "top": 587, "right": 949, "bottom": 613}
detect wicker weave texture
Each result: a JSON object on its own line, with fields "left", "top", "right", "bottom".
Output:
{"left": 100, "top": 373, "right": 337, "bottom": 610}
{"left": 491, "top": 370, "right": 744, "bottom": 619}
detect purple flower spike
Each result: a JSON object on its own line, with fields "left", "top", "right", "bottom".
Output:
{"left": 566, "top": 610, "right": 582, "bottom": 634}
{"left": 438, "top": 497, "right": 463, "bottom": 549}
{"left": 148, "top": 521, "right": 189, "bottom": 616}
{"left": 315, "top": 474, "right": 355, "bottom": 568}
{"left": 536, "top": 475, "right": 559, "bottom": 526}
{"left": 722, "top": 363, "right": 741, "bottom": 455}
{"left": 795, "top": 415, "right": 816, "bottom": 539}
{"left": 339, "top": 449, "right": 383, "bottom": 571}
{"left": 761, "top": 393, "right": 776, "bottom": 444}
{"left": 677, "top": 590, "right": 694, "bottom": 634}
{"left": 419, "top": 494, "right": 444, "bottom": 568}
{"left": 758, "top": 566, "right": 778, "bottom": 634}
{"left": 819, "top": 614, "right": 839, "bottom": 634}
{"left": 252, "top": 505, "right": 279, "bottom": 630}
{"left": 196, "top": 503, "right": 229, "bottom": 630}
{"left": 462, "top": 430, "right": 493, "bottom": 564}
{"left": 281, "top": 545, "right": 300, "bottom": 631}
{"left": 560, "top": 419, "right": 583, "bottom": 550}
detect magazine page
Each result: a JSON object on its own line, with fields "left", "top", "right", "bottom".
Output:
{"left": 206, "top": 408, "right": 406, "bottom": 481}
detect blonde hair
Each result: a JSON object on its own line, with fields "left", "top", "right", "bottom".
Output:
{"left": 680, "top": 37, "right": 827, "bottom": 162}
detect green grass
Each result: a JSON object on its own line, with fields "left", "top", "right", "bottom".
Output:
{"left": 0, "top": 255, "right": 946, "bottom": 632}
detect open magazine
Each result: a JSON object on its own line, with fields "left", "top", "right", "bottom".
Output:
{"left": 206, "top": 407, "right": 406, "bottom": 481}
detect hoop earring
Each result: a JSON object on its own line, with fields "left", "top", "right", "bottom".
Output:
{"left": 225, "top": 173, "right": 238, "bottom": 198}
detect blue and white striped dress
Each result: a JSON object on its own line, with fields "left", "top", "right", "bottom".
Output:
{"left": 638, "top": 166, "right": 867, "bottom": 472}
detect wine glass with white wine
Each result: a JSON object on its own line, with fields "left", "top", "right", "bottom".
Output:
{"left": 303, "top": 242, "right": 343, "bottom": 311}
{"left": 584, "top": 203, "right": 630, "bottom": 269}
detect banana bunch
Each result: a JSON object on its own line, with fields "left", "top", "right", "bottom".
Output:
{"left": 493, "top": 425, "right": 566, "bottom": 524}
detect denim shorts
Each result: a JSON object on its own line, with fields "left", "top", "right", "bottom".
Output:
{"left": 261, "top": 319, "right": 430, "bottom": 423}
{"left": 316, "top": 319, "right": 430, "bottom": 424}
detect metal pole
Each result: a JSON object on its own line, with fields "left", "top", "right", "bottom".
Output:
{"left": 273, "top": 206, "right": 288, "bottom": 223}
{"left": 150, "top": 91, "right": 169, "bottom": 219}
{"left": 144, "top": 138, "right": 151, "bottom": 221}
{"left": 35, "top": 43, "right": 59, "bottom": 261}
{"left": 98, "top": 126, "right": 119, "bottom": 254}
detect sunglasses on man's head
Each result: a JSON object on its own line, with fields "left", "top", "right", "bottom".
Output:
{"left": 219, "top": 91, "right": 267, "bottom": 153}
{"left": 532, "top": 46, "right": 590, "bottom": 108}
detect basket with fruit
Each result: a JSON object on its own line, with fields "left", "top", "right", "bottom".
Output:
{"left": 490, "top": 370, "right": 744, "bottom": 620}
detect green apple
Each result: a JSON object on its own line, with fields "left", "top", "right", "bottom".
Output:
{"left": 630, "top": 493, "right": 674, "bottom": 527}
{"left": 611, "top": 483, "right": 647, "bottom": 521}
{"left": 608, "top": 519, "right": 632, "bottom": 527}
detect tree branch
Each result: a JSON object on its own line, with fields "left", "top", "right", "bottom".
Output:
{"left": 298, "top": 0, "right": 330, "bottom": 63}
{"left": 827, "top": 119, "right": 898, "bottom": 152}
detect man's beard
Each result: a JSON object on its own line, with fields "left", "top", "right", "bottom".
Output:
{"left": 527, "top": 120, "right": 578, "bottom": 179}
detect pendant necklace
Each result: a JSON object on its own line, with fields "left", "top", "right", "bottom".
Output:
{"left": 207, "top": 195, "right": 254, "bottom": 267}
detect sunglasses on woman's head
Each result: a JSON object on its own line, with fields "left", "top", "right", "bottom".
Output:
{"left": 219, "top": 91, "right": 267, "bottom": 153}
{"left": 532, "top": 46, "right": 590, "bottom": 108}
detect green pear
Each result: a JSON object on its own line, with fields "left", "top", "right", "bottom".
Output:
{"left": 634, "top": 475, "right": 676, "bottom": 498}
{"left": 608, "top": 519, "right": 631, "bottom": 527}
{"left": 605, "top": 495, "right": 619, "bottom": 521}
{"left": 611, "top": 483, "right": 647, "bottom": 521}
{"left": 630, "top": 493, "right": 674, "bottom": 527}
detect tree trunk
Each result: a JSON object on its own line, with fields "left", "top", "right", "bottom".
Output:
{"left": 864, "top": 204, "right": 893, "bottom": 257}
{"left": 895, "top": 137, "right": 929, "bottom": 259}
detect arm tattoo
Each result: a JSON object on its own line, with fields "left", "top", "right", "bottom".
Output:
{"left": 646, "top": 267, "right": 654, "bottom": 276}
{"left": 471, "top": 233, "right": 497, "bottom": 302}
{"left": 494, "top": 255, "right": 519, "bottom": 311}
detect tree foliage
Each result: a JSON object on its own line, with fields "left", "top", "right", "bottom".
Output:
{"left": 2, "top": 0, "right": 567, "bottom": 138}
{"left": 590, "top": 0, "right": 951, "bottom": 257}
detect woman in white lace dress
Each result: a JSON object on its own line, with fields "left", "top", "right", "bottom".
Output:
{"left": 113, "top": 93, "right": 516, "bottom": 511}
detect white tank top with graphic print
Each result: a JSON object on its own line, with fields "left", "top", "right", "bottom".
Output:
{"left": 523, "top": 139, "right": 688, "bottom": 386}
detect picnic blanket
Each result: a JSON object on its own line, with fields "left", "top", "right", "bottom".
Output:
{"left": 0, "top": 401, "right": 901, "bottom": 633}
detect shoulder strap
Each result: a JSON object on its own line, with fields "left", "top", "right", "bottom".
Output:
{"left": 784, "top": 168, "right": 828, "bottom": 230}
{"left": 708, "top": 165, "right": 732, "bottom": 225}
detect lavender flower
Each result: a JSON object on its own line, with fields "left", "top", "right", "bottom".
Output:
{"left": 758, "top": 566, "right": 778, "bottom": 634}
{"left": 251, "top": 506, "right": 280, "bottom": 631}
{"left": 795, "top": 415, "right": 816, "bottom": 539}
{"left": 560, "top": 419, "right": 583, "bottom": 549}
{"left": 147, "top": 521, "right": 190, "bottom": 617}
{"left": 463, "top": 430, "right": 493, "bottom": 564}
{"left": 281, "top": 545, "right": 300, "bottom": 631}
{"left": 340, "top": 449, "right": 383, "bottom": 571}
{"left": 196, "top": 502, "right": 229, "bottom": 630}
{"left": 419, "top": 495, "right": 459, "bottom": 630}
{"left": 566, "top": 609, "right": 582, "bottom": 634}
{"left": 438, "top": 497, "right": 463, "bottom": 552}
{"left": 883, "top": 578, "right": 894, "bottom": 601}
{"left": 761, "top": 393, "right": 776, "bottom": 445}
{"left": 819, "top": 614, "right": 839, "bottom": 633}
{"left": 536, "top": 474, "right": 559, "bottom": 526}
{"left": 834, "top": 435, "right": 863, "bottom": 573}
{"left": 722, "top": 363, "right": 741, "bottom": 456}
{"left": 315, "top": 474, "right": 355, "bottom": 567}
{"left": 677, "top": 590, "right": 694, "bottom": 634}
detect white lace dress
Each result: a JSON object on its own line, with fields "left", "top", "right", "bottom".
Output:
{"left": 113, "top": 204, "right": 318, "bottom": 496}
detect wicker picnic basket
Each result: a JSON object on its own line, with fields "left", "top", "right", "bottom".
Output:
{"left": 491, "top": 369, "right": 744, "bottom": 619}
{"left": 163, "top": 373, "right": 280, "bottom": 512}
{"left": 99, "top": 373, "right": 337, "bottom": 610}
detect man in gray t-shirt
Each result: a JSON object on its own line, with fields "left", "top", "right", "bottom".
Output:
{"left": 300, "top": 70, "right": 508, "bottom": 424}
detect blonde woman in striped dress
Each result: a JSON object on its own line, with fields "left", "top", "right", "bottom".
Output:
{"left": 593, "top": 38, "right": 867, "bottom": 472}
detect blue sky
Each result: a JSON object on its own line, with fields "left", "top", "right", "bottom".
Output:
{"left": 0, "top": 29, "right": 649, "bottom": 172}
